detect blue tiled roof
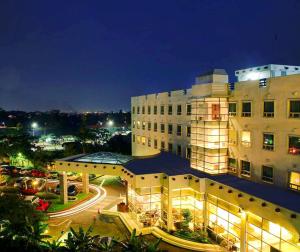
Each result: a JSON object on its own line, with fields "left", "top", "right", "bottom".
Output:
{"left": 124, "top": 152, "right": 300, "bottom": 213}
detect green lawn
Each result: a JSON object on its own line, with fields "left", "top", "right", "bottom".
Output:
{"left": 47, "top": 192, "right": 92, "bottom": 212}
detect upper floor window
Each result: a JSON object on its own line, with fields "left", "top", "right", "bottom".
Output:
{"left": 168, "top": 124, "right": 173, "bottom": 134}
{"left": 132, "top": 134, "right": 135, "bottom": 142}
{"left": 154, "top": 106, "right": 157, "bottom": 115}
{"left": 137, "top": 106, "right": 140, "bottom": 114}
{"left": 241, "top": 160, "right": 251, "bottom": 177}
{"left": 168, "top": 105, "right": 172, "bottom": 115}
{"left": 160, "top": 124, "right": 165, "bottom": 133}
{"left": 289, "top": 171, "right": 300, "bottom": 191}
{"left": 211, "top": 104, "right": 221, "bottom": 120}
{"left": 229, "top": 103, "right": 237, "bottom": 116}
{"left": 177, "top": 105, "right": 182, "bottom": 115}
{"left": 142, "top": 122, "right": 146, "bottom": 130}
{"left": 186, "top": 126, "right": 191, "bottom": 137}
{"left": 161, "top": 141, "right": 165, "bottom": 151}
{"left": 288, "top": 136, "right": 300, "bottom": 155}
{"left": 141, "top": 136, "right": 146, "bottom": 145}
{"left": 142, "top": 106, "right": 145, "bottom": 114}
{"left": 186, "top": 147, "right": 191, "bottom": 159}
{"left": 263, "top": 101, "right": 274, "bottom": 118}
{"left": 136, "top": 136, "right": 141, "bottom": 144}
{"left": 132, "top": 121, "right": 135, "bottom": 128}
{"left": 160, "top": 105, "right": 164, "bottom": 115}
{"left": 262, "top": 165, "right": 273, "bottom": 183}
{"left": 242, "top": 102, "right": 251, "bottom": 117}
{"left": 263, "top": 133, "right": 274, "bottom": 151}
{"left": 148, "top": 106, "right": 151, "bottom": 114}
{"left": 132, "top": 107, "right": 135, "bottom": 114}
{"left": 241, "top": 131, "right": 251, "bottom": 147}
{"left": 148, "top": 138, "right": 151, "bottom": 147}
{"left": 154, "top": 139, "right": 158, "bottom": 149}
{"left": 228, "top": 158, "right": 237, "bottom": 173}
{"left": 154, "top": 123, "right": 157, "bottom": 132}
{"left": 168, "top": 143, "right": 173, "bottom": 152}
{"left": 186, "top": 104, "right": 192, "bottom": 115}
{"left": 137, "top": 121, "right": 140, "bottom": 129}
{"left": 289, "top": 100, "right": 300, "bottom": 118}
{"left": 148, "top": 122, "right": 151, "bottom": 131}
{"left": 177, "top": 125, "right": 182, "bottom": 136}
{"left": 177, "top": 145, "right": 182, "bottom": 156}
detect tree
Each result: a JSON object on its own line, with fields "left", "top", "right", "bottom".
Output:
{"left": 180, "top": 209, "right": 193, "bottom": 231}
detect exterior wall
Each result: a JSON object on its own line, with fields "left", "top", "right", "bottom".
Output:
{"left": 131, "top": 89, "right": 192, "bottom": 158}
{"left": 228, "top": 74, "right": 300, "bottom": 188}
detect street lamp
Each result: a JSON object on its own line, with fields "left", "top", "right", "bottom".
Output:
{"left": 107, "top": 120, "right": 114, "bottom": 127}
{"left": 31, "top": 122, "right": 38, "bottom": 137}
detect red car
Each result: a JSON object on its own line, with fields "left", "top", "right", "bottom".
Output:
{"left": 31, "top": 170, "right": 47, "bottom": 178}
{"left": 21, "top": 188, "right": 38, "bottom": 195}
{"left": 36, "top": 199, "right": 50, "bottom": 211}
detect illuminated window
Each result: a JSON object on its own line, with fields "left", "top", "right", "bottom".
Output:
{"left": 241, "top": 131, "right": 251, "bottom": 147}
{"left": 141, "top": 137, "right": 146, "bottom": 145}
{"left": 132, "top": 106, "right": 135, "bottom": 114}
{"left": 142, "top": 106, "right": 145, "bottom": 114}
{"left": 161, "top": 141, "right": 165, "bottom": 151}
{"left": 160, "top": 105, "right": 164, "bottom": 115}
{"left": 288, "top": 136, "right": 300, "bottom": 155}
{"left": 262, "top": 166, "right": 273, "bottom": 183}
{"left": 136, "top": 136, "right": 141, "bottom": 144}
{"left": 168, "top": 105, "right": 172, "bottom": 115}
{"left": 168, "top": 124, "right": 173, "bottom": 134}
{"left": 241, "top": 160, "right": 250, "bottom": 177}
{"left": 229, "top": 103, "right": 237, "bottom": 116}
{"left": 228, "top": 158, "right": 237, "bottom": 173}
{"left": 186, "top": 126, "right": 191, "bottom": 137}
{"left": 148, "top": 138, "right": 151, "bottom": 147}
{"left": 211, "top": 104, "right": 220, "bottom": 120}
{"left": 177, "top": 125, "right": 182, "bottom": 136}
{"left": 264, "top": 101, "right": 274, "bottom": 117}
{"left": 137, "top": 106, "right": 140, "bottom": 114}
{"left": 148, "top": 106, "right": 151, "bottom": 114}
{"left": 289, "top": 100, "right": 300, "bottom": 118}
{"left": 186, "top": 104, "right": 191, "bottom": 115}
{"left": 154, "top": 106, "right": 157, "bottom": 115}
{"left": 148, "top": 122, "right": 151, "bottom": 131}
{"left": 263, "top": 133, "right": 274, "bottom": 151}
{"left": 177, "top": 104, "right": 182, "bottom": 115}
{"left": 137, "top": 121, "right": 140, "bottom": 129}
{"left": 160, "top": 124, "right": 165, "bottom": 133}
{"left": 242, "top": 101, "right": 251, "bottom": 117}
{"left": 177, "top": 145, "right": 182, "bottom": 156}
{"left": 168, "top": 143, "right": 173, "bottom": 152}
{"left": 142, "top": 122, "right": 146, "bottom": 130}
{"left": 289, "top": 171, "right": 300, "bottom": 191}
{"left": 154, "top": 139, "right": 158, "bottom": 149}
{"left": 154, "top": 123, "right": 157, "bottom": 132}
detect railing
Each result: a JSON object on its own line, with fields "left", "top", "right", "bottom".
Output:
{"left": 289, "top": 112, "right": 300, "bottom": 118}
{"left": 262, "top": 176, "right": 273, "bottom": 183}
{"left": 241, "top": 170, "right": 250, "bottom": 177}
{"left": 263, "top": 112, "right": 274, "bottom": 118}
{"left": 263, "top": 144, "right": 274, "bottom": 151}
{"left": 229, "top": 112, "right": 236, "bottom": 117}
{"left": 289, "top": 183, "right": 300, "bottom": 191}
{"left": 241, "top": 112, "right": 251, "bottom": 117}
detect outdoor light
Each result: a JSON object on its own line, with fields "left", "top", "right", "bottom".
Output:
{"left": 31, "top": 122, "right": 38, "bottom": 129}
{"left": 107, "top": 120, "right": 114, "bottom": 127}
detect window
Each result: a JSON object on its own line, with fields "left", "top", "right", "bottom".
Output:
{"left": 289, "top": 100, "right": 300, "bottom": 118}
{"left": 289, "top": 171, "right": 300, "bottom": 191}
{"left": 186, "top": 147, "right": 191, "bottom": 159}
{"left": 241, "top": 160, "right": 251, "bottom": 177}
{"left": 148, "top": 106, "right": 151, "bottom": 114}
{"left": 264, "top": 101, "right": 274, "bottom": 117}
{"left": 241, "top": 131, "right": 251, "bottom": 147}
{"left": 137, "top": 121, "right": 140, "bottom": 129}
{"left": 177, "top": 145, "right": 182, "bottom": 156}
{"left": 211, "top": 104, "right": 221, "bottom": 120}
{"left": 186, "top": 126, "right": 191, "bottom": 137}
{"left": 160, "top": 105, "right": 164, "bottom": 115}
{"left": 132, "top": 107, "right": 135, "bottom": 114}
{"left": 142, "top": 106, "right": 145, "bottom": 114}
{"left": 136, "top": 136, "right": 141, "bottom": 144}
{"left": 132, "top": 134, "right": 135, "bottom": 142}
{"left": 137, "top": 106, "right": 140, "bottom": 114}
{"left": 141, "top": 136, "right": 146, "bottom": 145}
{"left": 132, "top": 121, "right": 135, "bottom": 128}
{"left": 177, "top": 125, "right": 182, "bottom": 136}
{"left": 263, "top": 133, "right": 274, "bottom": 151}
{"left": 242, "top": 102, "right": 251, "bottom": 117}
{"left": 161, "top": 141, "right": 165, "bottom": 151}
{"left": 177, "top": 105, "right": 182, "bottom": 115}
{"left": 142, "top": 121, "right": 146, "bottom": 130}
{"left": 228, "top": 158, "right": 237, "bottom": 173}
{"left": 168, "top": 124, "right": 173, "bottom": 134}
{"left": 168, "top": 143, "right": 173, "bottom": 152}
{"left": 262, "top": 166, "right": 273, "bottom": 183}
{"left": 288, "top": 136, "right": 300, "bottom": 155}
{"left": 148, "top": 138, "right": 151, "bottom": 147}
{"left": 229, "top": 103, "right": 237, "bottom": 116}
{"left": 186, "top": 104, "right": 191, "bottom": 115}
{"left": 154, "top": 139, "right": 158, "bottom": 149}
{"left": 154, "top": 123, "right": 157, "bottom": 132}
{"left": 148, "top": 122, "right": 151, "bottom": 131}
{"left": 160, "top": 124, "right": 165, "bottom": 133}
{"left": 154, "top": 106, "right": 157, "bottom": 115}
{"left": 168, "top": 105, "right": 172, "bottom": 115}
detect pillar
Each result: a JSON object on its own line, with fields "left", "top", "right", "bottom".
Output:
{"left": 60, "top": 172, "right": 68, "bottom": 204}
{"left": 125, "top": 180, "right": 129, "bottom": 205}
{"left": 240, "top": 210, "right": 247, "bottom": 252}
{"left": 82, "top": 172, "right": 89, "bottom": 194}
{"left": 167, "top": 181, "right": 173, "bottom": 231}
{"left": 203, "top": 193, "right": 209, "bottom": 230}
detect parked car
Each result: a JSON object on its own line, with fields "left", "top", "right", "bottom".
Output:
{"left": 55, "top": 184, "right": 78, "bottom": 196}
{"left": 31, "top": 169, "right": 47, "bottom": 178}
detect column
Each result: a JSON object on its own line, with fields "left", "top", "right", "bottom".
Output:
{"left": 203, "top": 193, "right": 208, "bottom": 230}
{"left": 60, "top": 172, "right": 68, "bottom": 204}
{"left": 167, "top": 182, "right": 173, "bottom": 231}
{"left": 240, "top": 210, "right": 247, "bottom": 252}
{"left": 125, "top": 180, "right": 129, "bottom": 205}
{"left": 82, "top": 172, "right": 89, "bottom": 194}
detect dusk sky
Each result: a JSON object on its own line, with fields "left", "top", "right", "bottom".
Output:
{"left": 1, "top": 0, "right": 300, "bottom": 112}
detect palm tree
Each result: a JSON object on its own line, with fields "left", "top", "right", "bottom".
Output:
{"left": 25, "top": 221, "right": 51, "bottom": 248}
{"left": 43, "top": 239, "right": 67, "bottom": 252}
{"left": 64, "top": 225, "right": 99, "bottom": 252}
{"left": 95, "top": 236, "right": 119, "bottom": 252}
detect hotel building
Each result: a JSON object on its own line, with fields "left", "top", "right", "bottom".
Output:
{"left": 56, "top": 64, "right": 300, "bottom": 252}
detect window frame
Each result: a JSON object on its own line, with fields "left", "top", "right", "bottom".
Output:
{"left": 177, "top": 104, "right": 182, "bottom": 115}
{"left": 168, "top": 105, "right": 172, "bottom": 115}
{"left": 288, "top": 135, "right": 300, "bottom": 155}
{"left": 263, "top": 100, "right": 274, "bottom": 118}
{"left": 241, "top": 160, "right": 251, "bottom": 177}
{"left": 228, "top": 102, "right": 237, "bottom": 117}
{"left": 177, "top": 125, "right": 182, "bottom": 136}
{"left": 241, "top": 101, "right": 252, "bottom": 117}
{"left": 186, "top": 104, "right": 192, "bottom": 115}
{"left": 168, "top": 124, "right": 173, "bottom": 135}
{"left": 263, "top": 132, "right": 274, "bottom": 151}
{"left": 261, "top": 165, "right": 273, "bottom": 183}
{"left": 288, "top": 99, "right": 300, "bottom": 118}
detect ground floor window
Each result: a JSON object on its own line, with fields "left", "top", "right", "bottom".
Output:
{"left": 228, "top": 158, "right": 237, "bottom": 173}
{"left": 289, "top": 171, "right": 300, "bottom": 191}
{"left": 288, "top": 136, "right": 300, "bottom": 155}
{"left": 241, "top": 160, "right": 251, "bottom": 177}
{"left": 261, "top": 166, "right": 273, "bottom": 183}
